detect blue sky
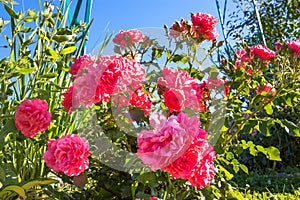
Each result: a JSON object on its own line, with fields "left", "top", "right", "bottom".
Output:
{"left": 0, "top": 0, "right": 234, "bottom": 55}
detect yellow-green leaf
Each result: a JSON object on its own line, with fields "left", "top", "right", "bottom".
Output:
{"left": 22, "top": 179, "right": 57, "bottom": 190}
{"left": 0, "top": 185, "right": 25, "bottom": 198}
{"left": 60, "top": 46, "right": 76, "bottom": 55}
{"left": 264, "top": 103, "right": 273, "bottom": 115}
{"left": 53, "top": 35, "right": 73, "bottom": 43}
{"left": 265, "top": 146, "right": 281, "bottom": 161}
{"left": 46, "top": 47, "right": 61, "bottom": 59}
{"left": 15, "top": 67, "right": 35, "bottom": 75}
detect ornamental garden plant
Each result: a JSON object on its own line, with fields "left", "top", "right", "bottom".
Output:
{"left": 0, "top": 0, "right": 299, "bottom": 199}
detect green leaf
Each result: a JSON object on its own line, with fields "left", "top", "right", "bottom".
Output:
{"left": 264, "top": 103, "right": 273, "bottom": 115}
{"left": 285, "top": 97, "right": 293, "bottom": 107}
{"left": 282, "top": 119, "right": 300, "bottom": 137}
{"left": 21, "top": 178, "right": 57, "bottom": 190}
{"left": 46, "top": 47, "right": 61, "bottom": 59}
{"left": 3, "top": 4, "right": 18, "bottom": 18}
{"left": 0, "top": 119, "right": 17, "bottom": 151}
{"left": 219, "top": 165, "right": 233, "bottom": 180}
{"left": 40, "top": 73, "right": 58, "bottom": 79}
{"left": 136, "top": 172, "right": 157, "bottom": 187}
{"left": 227, "top": 189, "right": 244, "bottom": 200}
{"left": 256, "top": 145, "right": 267, "bottom": 155}
{"left": 15, "top": 67, "right": 35, "bottom": 74}
{"left": 52, "top": 35, "right": 74, "bottom": 43}
{"left": 240, "top": 164, "right": 248, "bottom": 174}
{"left": 259, "top": 121, "right": 271, "bottom": 136}
{"left": 0, "top": 185, "right": 25, "bottom": 198}
{"left": 60, "top": 46, "right": 76, "bottom": 55}
{"left": 265, "top": 146, "right": 281, "bottom": 161}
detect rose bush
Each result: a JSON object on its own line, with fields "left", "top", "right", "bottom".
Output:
{"left": 0, "top": 1, "right": 299, "bottom": 199}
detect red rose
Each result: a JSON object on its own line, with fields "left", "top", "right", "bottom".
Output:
{"left": 164, "top": 88, "right": 184, "bottom": 112}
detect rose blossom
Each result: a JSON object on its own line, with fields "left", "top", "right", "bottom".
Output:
{"left": 191, "top": 12, "right": 218, "bottom": 41}
{"left": 163, "top": 88, "right": 185, "bottom": 112}
{"left": 129, "top": 86, "right": 152, "bottom": 115}
{"left": 70, "top": 55, "right": 146, "bottom": 108}
{"left": 14, "top": 99, "right": 52, "bottom": 138}
{"left": 96, "top": 55, "right": 146, "bottom": 102}
{"left": 188, "top": 143, "right": 215, "bottom": 189}
{"left": 250, "top": 44, "right": 275, "bottom": 60}
{"left": 137, "top": 112, "right": 200, "bottom": 170}
{"left": 158, "top": 68, "right": 205, "bottom": 112}
{"left": 69, "top": 55, "right": 96, "bottom": 76}
{"left": 235, "top": 49, "right": 253, "bottom": 74}
{"left": 163, "top": 128, "right": 216, "bottom": 189}
{"left": 162, "top": 128, "right": 207, "bottom": 179}
{"left": 44, "top": 134, "right": 90, "bottom": 176}
{"left": 73, "top": 64, "right": 102, "bottom": 107}
{"left": 287, "top": 40, "right": 300, "bottom": 56}
{"left": 113, "top": 29, "right": 147, "bottom": 49}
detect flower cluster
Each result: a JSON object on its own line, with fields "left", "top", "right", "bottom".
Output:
{"left": 137, "top": 112, "right": 215, "bottom": 189}
{"left": 171, "top": 12, "right": 218, "bottom": 42}
{"left": 158, "top": 68, "right": 209, "bottom": 112}
{"left": 44, "top": 134, "right": 90, "bottom": 176}
{"left": 14, "top": 99, "right": 52, "bottom": 138}
{"left": 63, "top": 55, "right": 148, "bottom": 113}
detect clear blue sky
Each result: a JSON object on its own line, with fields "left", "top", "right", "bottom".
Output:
{"left": 0, "top": 0, "right": 234, "bottom": 55}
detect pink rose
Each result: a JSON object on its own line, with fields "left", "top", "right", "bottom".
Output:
{"left": 224, "top": 85, "right": 230, "bottom": 97}
{"left": 69, "top": 55, "right": 96, "bottom": 76}
{"left": 44, "top": 134, "right": 90, "bottom": 176}
{"left": 62, "top": 85, "right": 74, "bottom": 114}
{"left": 188, "top": 143, "right": 215, "bottom": 189}
{"left": 14, "top": 99, "right": 52, "bottom": 138}
{"left": 287, "top": 40, "right": 300, "bottom": 56}
{"left": 73, "top": 65, "right": 102, "bottom": 107}
{"left": 129, "top": 86, "right": 152, "bottom": 115}
{"left": 71, "top": 55, "right": 146, "bottom": 107}
{"left": 163, "top": 128, "right": 216, "bottom": 189}
{"left": 158, "top": 68, "right": 205, "bottom": 112}
{"left": 191, "top": 12, "right": 218, "bottom": 41}
{"left": 162, "top": 129, "right": 207, "bottom": 179}
{"left": 149, "top": 197, "right": 159, "bottom": 200}
{"left": 163, "top": 88, "right": 184, "bottom": 113}
{"left": 250, "top": 44, "right": 275, "bottom": 60}
{"left": 236, "top": 49, "right": 250, "bottom": 63}
{"left": 137, "top": 112, "right": 200, "bottom": 170}
{"left": 96, "top": 55, "right": 146, "bottom": 102}
{"left": 113, "top": 29, "right": 147, "bottom": 49}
